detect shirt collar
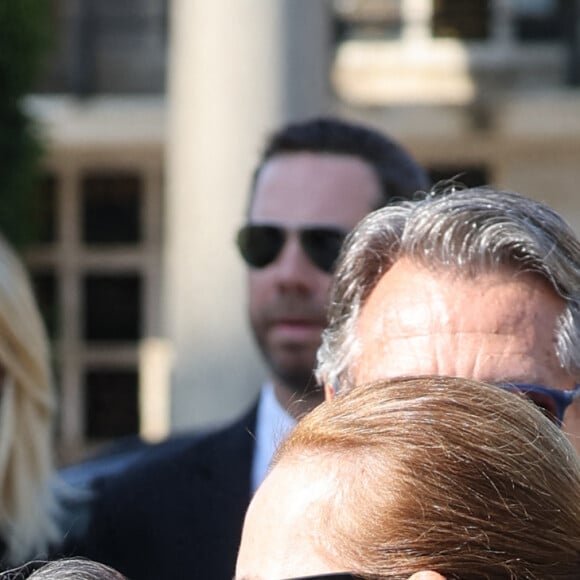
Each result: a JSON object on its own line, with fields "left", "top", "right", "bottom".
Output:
{"left": 251, "top": 383, "right": 296, "bottom": 493}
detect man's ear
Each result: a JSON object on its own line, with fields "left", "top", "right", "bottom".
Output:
{"left": 324, "top": 382, "right": 335, "bottom": 400}
{"left": 408, "top": 572, "right": 446, "bottom": 580}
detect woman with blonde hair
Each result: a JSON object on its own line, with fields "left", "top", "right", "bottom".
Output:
{"left": 237, "top": 376, "right": 580, "bottom": 580}
{"left": 0, "top": 234, "right": 60, "bottom": 566}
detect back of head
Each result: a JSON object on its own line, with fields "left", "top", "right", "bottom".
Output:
{"left": 22, "top": 558, "right": 126, "bottom": 580}
{"left": 251, "top": 116, "right": 430, "bottom": 209}
{"left": 317, "top": 186, "right": 580, "bottom": 387}
{"left": 277, "top": 375, "right": 580, "bottom": 579}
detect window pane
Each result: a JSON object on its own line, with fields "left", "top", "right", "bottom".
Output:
{"left": 84, "top": 368, "right": 139, "bottom": 439}
{"left": 33, "top": 174, "right": 58, "bottom": 244}
{"left": 432, "top": 0, "right": 490, "bottom": 40}
{"left": 512, "top": 0, "right": 563, "bottom": 42}
{"left": 333, "top": 0, "right": 402, "bottom": 42}
{"left": 36, "top": 0, "right": 168, "bottom": 94}
{"left": 83, "top": 274, "right": 142, "bottom": 341}
{"left": 31, "top": 270, "right": 59, "bottom": 339}
{"left": 81, "top": 172, "right": 142, "bottom": 245}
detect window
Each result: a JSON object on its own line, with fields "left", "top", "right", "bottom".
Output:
{"left": 333, "top": 0, "right": 403, "bottom": 41}
{"left": 31, "top": 271, "right": 59, "bottom": 340}
{"left": 83, "top": 274, "right": 142, "bottom": 342}
{"left": 36, "top": 0, "right": 168, "bottom": 94}
{"left": 512, "top": 0, "right": 563, "bottom": 42}
{"left": 33, "top": 174, "right": 58, "bottom": 245}
{"left": 24, "top": 157, "right": 163, "bottom": 459}
{"left": 432, "top": 0, "right": 490, "bottom": 40}
{"left": 81, "top": 172, "right": 142, "bottom": 244}
{"left": 330, "top": 0, "right": 570, "bottom": 46}
{"left": 84, "top": 368, "right": 139, "bottom": 439}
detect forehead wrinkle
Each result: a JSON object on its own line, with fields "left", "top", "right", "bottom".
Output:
{"left": 356, "top": 265, "right": 561, "bottom": 349}
{"left": 350, "top": 258, "right": 572, "bottom": 389}
{"left": 354, "top": 331, "right": 541, "bottom": 384}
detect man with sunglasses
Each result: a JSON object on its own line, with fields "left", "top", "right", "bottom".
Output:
{"left": 237, "top": 118, "right": 428, "bottom": 440}
{"left": 316, "top": 186, "right": 580, "bottom": 452}
{"left": 73, "top": 117, "right": 429, "bottom": 580}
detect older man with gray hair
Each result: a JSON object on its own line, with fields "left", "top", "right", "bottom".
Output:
{"left": 317, "top": 187, "right": 580, "bottom": 450}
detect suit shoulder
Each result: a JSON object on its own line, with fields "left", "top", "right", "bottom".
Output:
{"left": 96, "top": 404, "right": 258, "bottom": 493}
{"left": 66, "top": 405, "right": 259, "bottom": 572}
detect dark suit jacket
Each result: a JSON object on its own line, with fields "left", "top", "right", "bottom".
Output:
{"left": 71, "top": 405, "right": 258, "bottom": 580}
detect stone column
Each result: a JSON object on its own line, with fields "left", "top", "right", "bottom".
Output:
{"left": 163, "top": 0, "right": 331, "bottom": 430}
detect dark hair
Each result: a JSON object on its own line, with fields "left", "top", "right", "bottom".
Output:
{"left": 250, "top": 117, "right": 429, "bottom": 210}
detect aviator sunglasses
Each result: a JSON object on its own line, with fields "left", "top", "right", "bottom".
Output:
{"left": 499, "top": 382, "right": 580, "bottom": 426}
{"left": 237, "top": 224, "right": 348, "bottom": 274}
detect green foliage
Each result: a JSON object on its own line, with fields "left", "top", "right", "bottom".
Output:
{"left": 0, "top": 0, "right": 50, "bottom": 248}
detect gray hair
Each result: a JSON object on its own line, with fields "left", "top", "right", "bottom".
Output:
{"left": 26, "top": 559, "right": 126, "bottom": 580}
{"left": 0, "top": 559, "right": 126, "bottom": 580}
{"left": 316, "top": 187, "right": 580, "bottom": 389}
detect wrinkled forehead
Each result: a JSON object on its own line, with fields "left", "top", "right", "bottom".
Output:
{"left": 352, "top": 259, "right": 569, "bottom": 387}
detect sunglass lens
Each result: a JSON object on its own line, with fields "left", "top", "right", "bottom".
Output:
{"left": 522, "top": 391, "right": 560, "bottom": 424}
{"left": 301, "top": 228, "right": 346, "bottom": 274}
{"left": 237, "top": 225, "right": 284, "bottom": 268}
{"left": 502, "top": 385, "right": 560, "bottom": 424}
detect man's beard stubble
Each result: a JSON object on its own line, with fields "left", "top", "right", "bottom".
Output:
{"left": 250, "top": 294, "right": 326, "bottom": 397}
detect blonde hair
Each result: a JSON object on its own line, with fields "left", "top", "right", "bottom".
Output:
{"left": 0, "top": 236, "right": 59, "bottom": 564}
{"left": 276, "top": 376, "right": 580, "bottom": 579}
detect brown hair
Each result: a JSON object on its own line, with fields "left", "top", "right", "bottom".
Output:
{"left": 249, "top": 116, "right": 429, "bottom": 214}
{"left": 275, "top": 376, "right": 580, "bottom": 579}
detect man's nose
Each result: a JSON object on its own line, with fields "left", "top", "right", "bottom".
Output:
{"left": 271, "top": 233, "right": 321, "bottom": 290}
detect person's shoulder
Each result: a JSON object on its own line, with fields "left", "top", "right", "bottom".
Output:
{"left": 95, "top": 402, "right": 259, "bottom": 491}
{"left": 61, "top": 402, "right": 258, "bottom": 491}
{"left": 139, "top": 403, "right": 258, "bottom": 468}
{"left": 58, "top": 432, "right": 198, "bottom": 492}
{"left": 60, "top": 404, "right": 259, "bottom": 559}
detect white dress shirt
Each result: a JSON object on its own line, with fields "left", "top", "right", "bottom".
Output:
{"left": 251, "top": 383, "right": 296, "bottom": 493}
